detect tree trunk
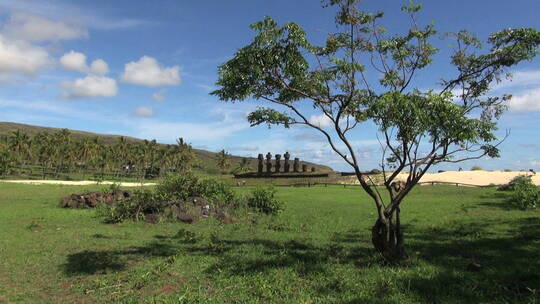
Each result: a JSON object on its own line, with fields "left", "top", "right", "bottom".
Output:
{"left": 371, "top": 207, "right": 406, "bottom": 262}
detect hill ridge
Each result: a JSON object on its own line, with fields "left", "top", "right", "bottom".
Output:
{"left": 0, "top": 121, "right": 333, "bottom": 173}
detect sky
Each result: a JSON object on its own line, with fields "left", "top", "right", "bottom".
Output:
{"left": 0, "top": 0, "right": 539, "bottom": 172}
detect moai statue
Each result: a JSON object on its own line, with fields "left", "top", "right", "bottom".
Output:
{"left": 284, "top": 152, "right": 291, "bottom": 173}
{"left": 311, "top": 167, "right": 316, "bottom": 172}
{"left": 257, "top": 154, "right": 264, "bottom": 175}
{"left": 266, "top": 152, "right": 273, "bottom": 174}
{"left": 293, "top": 158, "right": 300, "bottom": 173}
{"left": 302, "top": 164, "right": 308, "bottom": 172}
{"left": 275, "top": 154, "right": 281, "bottom": 173}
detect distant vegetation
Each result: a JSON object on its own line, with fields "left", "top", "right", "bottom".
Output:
{"left": 0, "top": 122, "right": 333, "bottom": 179}
{"left": 0, "top": 129, "right": 197, "bottom": 179}
{"left": 471, "top": 166, "right": 484, "bottom": 171}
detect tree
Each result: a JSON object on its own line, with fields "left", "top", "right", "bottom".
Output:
{"left": 9, "top": 130, "right": 31, "bottom": 171}
{"left": 236, "top": 158, "right": 252, "bottom": 173}
{"left": 212, "top": 0, "right": 540, "bottom": 260}
{"left": 173, "top": 137, "right": 197, "bottom": 173}
{"left": 216, "top": 149, "right": 231, "bottom": 174}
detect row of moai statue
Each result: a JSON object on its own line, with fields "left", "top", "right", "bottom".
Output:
{"left": 257, "top": 152, "right": 315, "bottom": 174}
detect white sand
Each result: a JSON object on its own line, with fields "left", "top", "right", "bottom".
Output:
{"left": 0, "top": 180, "right": 156, "bottom": 187}
{"left": 343, "top": 171, "right": 540, "bottom": 186}
{"left": 2, "top": 171, "right": 539, "bottom": 187}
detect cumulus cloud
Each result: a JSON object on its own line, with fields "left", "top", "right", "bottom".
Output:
{"left": 60, "top": 75, "right": 118, "bottom": 99}
{"left": 3, "top": 12, "right": 87, "bottom": 42}
{"left": 493, "top": 70, "right": 540, "bottom": 91}
{"left": 507, "top": 88, "right": 540, "bottom": 112}
{"left": 132, "top": 106, "right": 155, "bottom": 117}
{"left": 121, "top": 56, "right": 181, "bottom": 87}
{"left": 89, "top": 59, "right": 109, "bottom": 75}
{"left": 59, "top": 51, "right": 109, "bottom": 75}
{"left": 0, "top": 34, "right": 51, "bottom": 79}
{"left": 308, "top": 114, "right": 333, "bottom": 128}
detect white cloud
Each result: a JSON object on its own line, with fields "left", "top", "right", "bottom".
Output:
{"left": 0, "top": 34, "right": 51, "bottom": 79}
{"left": 132, "top": 106, "right": 155, "bottom": 117}
{"left": 59, "top": 51, "right": 87, "bottom": 73}
{"left": 507, "top": 88, "right": 540, "bottom": 112}
{"left": 308, "top": 114, "right": 333, "bottom": 128}
{"left": 493, "top": 70, "right": 540, "bottom": 91}
{"left": 121, "top": 56, "right": 181, "bottom": 87}
{"left": 89, "top": 59, "right": 109, "bottom": 75}
{"left": 152, "top": 89, "right": 166, "bottom": 102}
{"left": 59, "top": 51, "right": 109, "bottom": 75}
{"left": 60, "top": 75, "right": 118, "bottom": 99}
{"left": 3, "top": 12, "right": 87, "bottom": 42}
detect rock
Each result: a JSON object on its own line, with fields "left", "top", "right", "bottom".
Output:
{"left": 190, "top": 196, "right": 209, "bottom": 207}
{"left": 178, "top": 214, "right": 195, "bottom": 224}
{"left": 466, "top": 262, "right": 482, "bottom": 272}
{"left": 145, "top": 214, "right": 160, "bottom": 224}
{"left": 60, "top": 189, "right": 132, "bottom": 209}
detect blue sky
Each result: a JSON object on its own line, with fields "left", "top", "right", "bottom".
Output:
{"left": 0, "top": 0, "right": 539, "bottom": 171}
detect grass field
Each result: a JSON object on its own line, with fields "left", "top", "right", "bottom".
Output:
{"left": 0, "top": 183, "right": 538, "bottom": 303}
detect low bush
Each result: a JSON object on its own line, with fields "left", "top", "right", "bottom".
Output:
{"left": 246, "top": 187, "right": 283, "bottom": 215}
{"left": 97, "top": 173, "right": 248, "bottom": 223}
{"left": 97, "top": 174, "right": 286, "bottom": 223}
{"left": 498, "top": 175, "right": 533, "bottom": 191}
{"left": 96, "top": 188, "right": 164, "bottom": 223}
{"left": 155, "top": 172, "right": 236, "bottom": 206}
{"left": 471, "top": 166, "right": 483, "bottom": 171}
{"left": 510, "top": 176, "right": 539, "bottom": 210}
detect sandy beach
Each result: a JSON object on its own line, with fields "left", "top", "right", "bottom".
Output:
{"left": 0, "top": 180, "right": 156, "bottom": 187}
{"left": 344, "top": 171, "right": 540, "bottom": 186}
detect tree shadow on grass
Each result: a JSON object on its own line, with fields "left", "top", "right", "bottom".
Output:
{"left": 64, "top": 250, "right": 126, "bottom": 275}
{"left": 477, "top": 191, "right": 524, "bottom": 211}
{"left": 62, "top": 216, "right": 540, "bottom": 303}
{"left": 62, "top": 228, "right": 375, "bottom": 278}
{"left": 404, "top": 216, "right": 540, "bottom": 303}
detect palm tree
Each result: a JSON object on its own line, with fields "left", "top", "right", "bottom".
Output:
{"left": 172, "top": 137, "right": 197, "bottom": 173}
{"left": 216, "top": 149, "right": 231, "bottom": 174}
{"left": 9, "top": 130, "right": 31, "bottom": 172}
{"left": 236, "top": 158, "right": 252, "bottom": 173}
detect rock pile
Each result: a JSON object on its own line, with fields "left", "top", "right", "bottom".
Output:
{"left": 59, "top": 190, "right": 132, "bottom": 209}
{"left": 160, "top": 196, "right": 232, "bottom": 225}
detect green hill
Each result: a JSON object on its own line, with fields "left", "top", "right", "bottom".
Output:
{"left": 0, "top": 121, "right": 334, "bottom": 174}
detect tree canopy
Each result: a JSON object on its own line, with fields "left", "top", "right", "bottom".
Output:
{"left": 212, "top": 0, "right": 540, "bottom": 260}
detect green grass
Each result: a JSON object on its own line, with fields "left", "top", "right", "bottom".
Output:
{"left": 0, "top": 183, "right": 538, "bottom": 303}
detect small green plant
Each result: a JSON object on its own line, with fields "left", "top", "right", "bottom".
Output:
{"left": 471, "top": 166, "right": 483, "bottom": 171}
{"left": 246, "top": 187, "right": 283, "bottom": 215}
{"left": 97, "top": 173, "right": 239, "bottom": 223}
{"left": 510, "top": 176, "right": 539, "bottom": 209}
{"left": 155, "top": 173, "right": 237, "bottom": 206}
{"left": 498, "top": 175, "right": 534, "bottom": 191}
{"left": 105, "top": 182, "right": 121, "bottom": 193}
{"left": 155, "top": 172, "right": 202, "bottom": 201}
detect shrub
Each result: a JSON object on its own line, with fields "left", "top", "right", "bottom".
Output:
{"left": 510, "top": 176, "right": 539, "bottom": 209}
{"left": 96, "top": 188, "right": 165, "bottom": 223}
{"left": 97, "top": 173, "right": 239, "bottom": 223}
{"left": 155, "top": 172, "right": 202, "bottom": 201}
{"left": 471, "top": 166, "right": 483, "bottom": 171}
{"left": 498, "top": 175, "right": 534, "bottom": 191}
{"left": 246, "top": 187, "right": 283, "bottom": 215}
{"left": 155, "top": 173, "right": 237, "bottom": 206}
{"left": 503, "top": 169, "right": 513, "bottom": 172}
{"left": 198, "top": 179, "right": 236, "bottom": 206}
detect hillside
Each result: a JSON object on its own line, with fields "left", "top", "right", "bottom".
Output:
{"left": 0, "top": 121, "right": 334, "bottom": 174}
